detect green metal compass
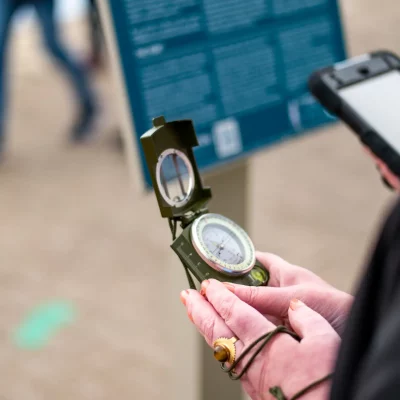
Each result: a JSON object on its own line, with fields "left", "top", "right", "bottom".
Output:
{"left": 140, "top": 116, "right": 269, "bottom": 288}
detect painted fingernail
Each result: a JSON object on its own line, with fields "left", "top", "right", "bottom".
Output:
{"left": 180, "top": 290, "right": 189, "bottom": 306}
{"left": 200, "top": 280, "right": 210, "bottom": 296}
{"left": 290, "top": 298, "right": 305, "bottom": 310}
{"left": 223, "top": 283, "right": 235, "bottom": 293}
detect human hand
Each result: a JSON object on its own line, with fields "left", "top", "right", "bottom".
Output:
{"left": 181, "top": 279, "right": 340, "bottom": 400}
{"left": 363, "top": 146, "right": 400, "bottom": 191}
{"left": 223, "top": 252, "right": 353, "bottom": 336}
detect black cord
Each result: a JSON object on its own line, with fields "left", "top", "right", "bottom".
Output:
{"left": 168, "top": 218, "right": 178, "bottom": 241}
{"left": 289, "top": 373, "right": 334, "bottom": 400}
{"left": 221, "top": 326, "right": 300, "bottom": 380}
{"left": 219, "top": 326, "right": 333, "bottom": 400}
{"left": 169, "top": 219, "right": 196, "bottom": 290}
{"left": 269, "top": 373, "right": 334, "bottom": 400}
{"left": 176, "top": 253, "right": 196, "bottom": 290}
{"left": 183, "top": 264, "right": 197, "bottom": 290}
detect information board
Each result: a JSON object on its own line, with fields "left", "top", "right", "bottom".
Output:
{"left": 104, "top": 0, "right": 347, "bottom": 188}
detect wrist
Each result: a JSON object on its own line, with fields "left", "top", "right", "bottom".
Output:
{"left": 297, "top": 379, "right": 332, "bottom": 400}
{"left": 275, "top": 373, "right": 333, "bottom": 400}
{"left": 336, "top": 292, "right": 354, "bottom": 336}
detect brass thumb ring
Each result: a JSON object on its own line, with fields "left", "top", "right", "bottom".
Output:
{"left": 213, "top": 337, "right": 238, "bottom": 364}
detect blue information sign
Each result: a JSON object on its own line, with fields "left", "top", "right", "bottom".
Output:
{"left": 105, "top": 0, "right": 347, "bottom": 188}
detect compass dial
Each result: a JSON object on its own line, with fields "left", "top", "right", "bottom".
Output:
{"left": 191, "top": 214, "right": 256, "bottom": 276}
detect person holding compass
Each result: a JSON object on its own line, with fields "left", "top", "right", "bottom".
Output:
{"left": 180, "top": 153, "right": 400, "bottom": 399}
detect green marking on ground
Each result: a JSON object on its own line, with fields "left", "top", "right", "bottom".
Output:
{"left": 14, "top": 301, "right": 76, "bottom": 349}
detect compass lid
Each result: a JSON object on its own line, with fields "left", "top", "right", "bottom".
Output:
{"left": 140, "top": 116, "right": 212, "bottom": 219}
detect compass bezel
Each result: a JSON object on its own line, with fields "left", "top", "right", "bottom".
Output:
{"left": 191, "top": 213, "right": 256, "bottom": 276}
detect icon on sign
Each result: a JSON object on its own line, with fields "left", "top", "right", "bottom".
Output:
{"left": 212, "top": 118, "right": 243, "bottom": 159}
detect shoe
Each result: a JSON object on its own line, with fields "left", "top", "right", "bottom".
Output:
{"left": 70, "top": 101, "right": 98, "bottom": 143}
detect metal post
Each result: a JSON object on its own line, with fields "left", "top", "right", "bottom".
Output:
{"left": 166, "top": 161, "right": 249, "bottom": 400}
{"left": 202, "top": 161, "right": 249, "bottom": 400}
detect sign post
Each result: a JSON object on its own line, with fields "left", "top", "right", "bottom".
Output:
{"left": 203, "top": 161, "right": 250, "bottom": 400}
{"left": 96, "top": 1, "right": 347, "bottom": 399}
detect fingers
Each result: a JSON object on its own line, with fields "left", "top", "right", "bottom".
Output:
{"left": 180, "top": 289, "right": 240, "bottom": 349}
{"left": 288, "top": 299, "right": 338, "bottom": 341}
{"left": 202, "top": 280, "right": 275, "bottom": 343}
{"left": 180, "top": 289, "right": 259, "bottom": 398}
{"left": 378, "top": 162, "right": 400, "bottom": 191}
{"left": 223, "top": 284, "right": 294, "bottom": 317}
{"left": 255, "top": 251, "right": 332, "bottom": 288}
{"left": 362, "top": 146, "right": 400, "bottom": 191}
{"left": 254, "top": 252, "right": 287, "bottom": 287}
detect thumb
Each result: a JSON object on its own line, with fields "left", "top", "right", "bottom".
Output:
{"left": 288, "top": 299, "right": 337, "bottom": 340}
{"left": 223, "top": 283, "right": 296, "bottom": 317}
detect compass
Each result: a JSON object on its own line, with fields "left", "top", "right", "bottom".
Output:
{"left": 140, "top": 116, "right": 269, "bottom": 288}
{"left": 191, "top": 214, "right": 255, "bottom": 276}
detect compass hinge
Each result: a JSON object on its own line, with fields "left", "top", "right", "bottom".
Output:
{"left": 180, "top": 208, "right": 209, "bottom": 229}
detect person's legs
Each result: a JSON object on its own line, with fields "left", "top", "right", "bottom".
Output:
{"left": 88, "top": 0, "right": 104, "bottom": 70}
{"left": 33, "top": 0, "right": 98, "bottom": 141}
{"left": 0, "top": 0, "right": 18, "bottom": 157}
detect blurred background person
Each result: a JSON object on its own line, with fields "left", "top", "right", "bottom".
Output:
{"left": 0, "top": 0, "right": 99, "bottom": 161}
{"left": 86, "top": 0, "right": 104, "bottom": 72}
{"left": 85, "top": 0, "right": 123, "bottom": 151}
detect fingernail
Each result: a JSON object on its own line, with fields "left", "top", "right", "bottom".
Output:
{"left": 180, "top": 290, "right": 189, "bottom": 306}
{"left": 200, "top": 280, "right": 210, "bottom": 296}
{"left": 223, "top": 282, "right": 235, "bottom": 293}
{"left": 290, "top": 298, "right": 305, "bottom": 310}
